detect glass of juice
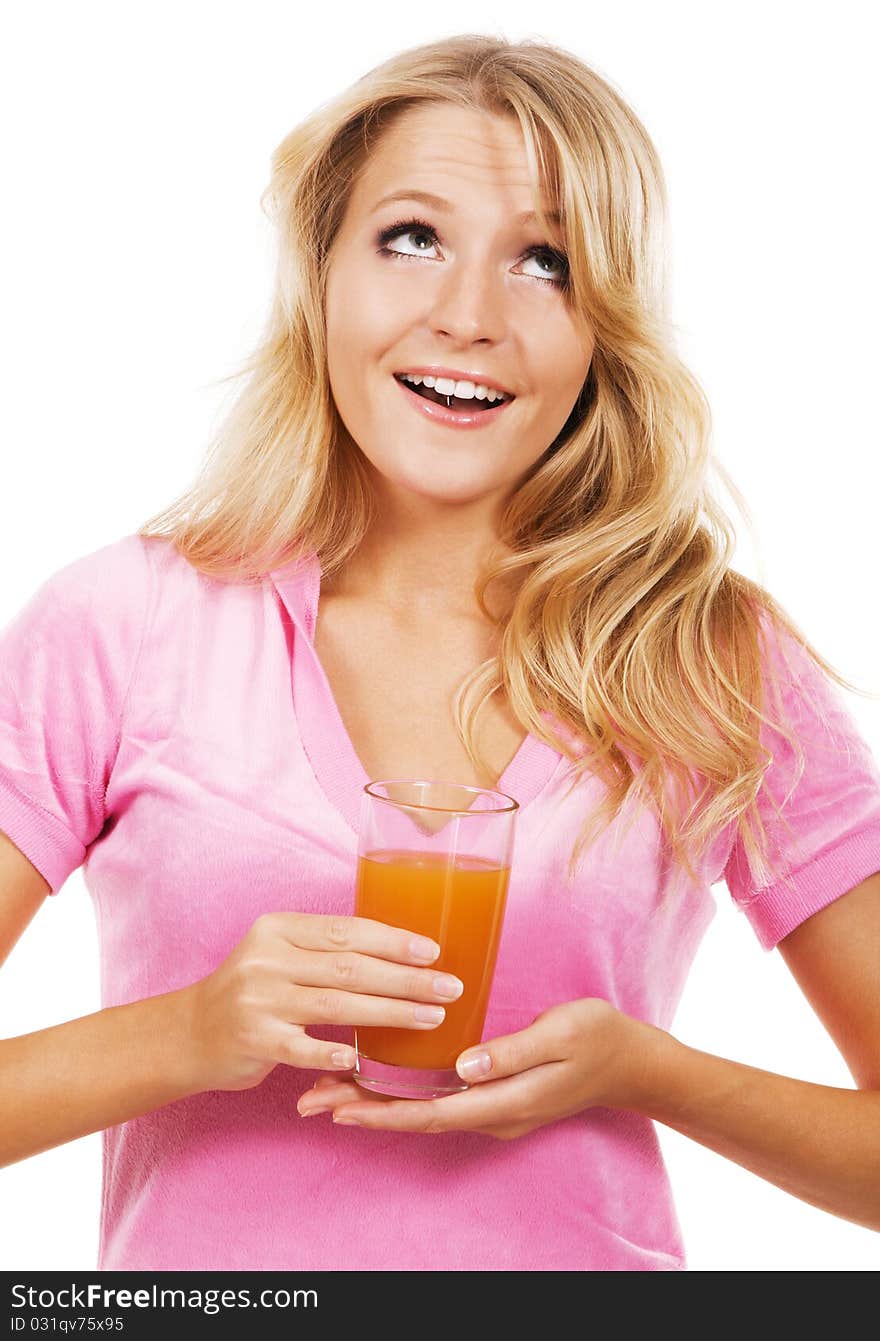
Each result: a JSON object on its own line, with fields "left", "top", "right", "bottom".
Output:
{"left": 353, "top": 779, "right": 518, "bottom": 1100}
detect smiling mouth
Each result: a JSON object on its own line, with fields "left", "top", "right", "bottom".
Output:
{"left": 393, "top": 374, "right": 504, "bottom": 412}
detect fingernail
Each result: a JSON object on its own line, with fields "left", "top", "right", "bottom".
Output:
{"left": 298, "top": 1105, "right": 329, "bottom": 1117}
{"left": 410, "top": 936, "right": 441, "bottom": 961}
{"left": 457, "top": 1051, "right": 491, "bottom": 1080}
{"left": 433, "top": 975, "right": 464, "bottom": 999}
{"left": 414, "top": 1005, "right": 446, "bottom": 1023}
{"left": 331, "top": 1049, "right": 356, "bottom": 1068}
{"left": 333, "top": 1114, "right": 362, "bottom": 1126}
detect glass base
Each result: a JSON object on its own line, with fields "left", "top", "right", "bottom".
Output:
{"left": 354, "top": 1053, "right": 467, "bottom": 1099}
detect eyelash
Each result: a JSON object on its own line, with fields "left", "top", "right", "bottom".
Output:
{"left": 375, "top": 216, "right": 570, "bottom": 289}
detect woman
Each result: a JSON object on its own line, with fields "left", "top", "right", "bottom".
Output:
{"left": 1, "top": 33, "right": 879, "bottom": 1271}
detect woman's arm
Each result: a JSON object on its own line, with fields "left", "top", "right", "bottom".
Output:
{"left": 0, "top": 990, "right": 203, "bottom": 1168}
{"left": 300, "top": 873, "right": 880, "bottom": 1235}
{"left": 625, "top": 870, "right": 880, "bottom": 1232}
{"left": 631, "top": 1026, "right": 880, "bottom": 1232}
{"left": 0, "top": 831, "right": 203, "bottom": 1169}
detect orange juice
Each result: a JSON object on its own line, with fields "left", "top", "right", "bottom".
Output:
{"left": 354, "top": 848, "right": 510, "bottom": 1069}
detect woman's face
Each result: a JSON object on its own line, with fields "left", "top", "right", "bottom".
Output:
{"left": 324, "top": 102, "right": 594, "bottom": 511}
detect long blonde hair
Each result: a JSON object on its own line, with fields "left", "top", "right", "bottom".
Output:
{"left": 138, "top": 32, "right": 874, "bottom": 892}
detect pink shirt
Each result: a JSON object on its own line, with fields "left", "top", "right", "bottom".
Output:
{"left": 2, "top": 533, "right": 880, "bottom": 1271}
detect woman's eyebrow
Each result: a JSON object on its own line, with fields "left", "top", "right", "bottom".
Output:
{"left": 370, "top": 187, "right": 562, "bottom": 227}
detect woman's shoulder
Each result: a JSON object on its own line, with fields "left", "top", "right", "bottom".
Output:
{"left": 3, "top": 534, "right": 154, "bottom": 640}
{"left": 28, "top": 532, "right": 185, "bottom": 601}
{"left": 8, "top": 533, "right": 214, "bottom": 659}
{"left": 59, "top": 532, "right": 233, "bottom": 602}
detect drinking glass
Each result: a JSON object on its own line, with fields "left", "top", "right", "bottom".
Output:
{"left": 353, "top": 779, "right": 518, "bottom": 1099}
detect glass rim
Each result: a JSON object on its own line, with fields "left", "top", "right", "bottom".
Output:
{"left": 363, "top": 778, "right": 519, "bottom": 815}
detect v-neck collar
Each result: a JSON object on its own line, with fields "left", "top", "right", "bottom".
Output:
{"left": 267, "top": 549, "right": 564, "bottom": 837}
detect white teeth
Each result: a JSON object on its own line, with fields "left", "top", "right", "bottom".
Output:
{"left": 399, "top": 373, "right": 510, "bottom": 403}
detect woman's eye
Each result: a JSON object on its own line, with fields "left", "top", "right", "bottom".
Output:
{"left": 377, "top": 221, "right": 568, "bottom": 288}
{"left": 383, "top": 226, "right": 438, "bottom": 258}
{"left": 522, "top": 250, "right": 568, "bottom": 283}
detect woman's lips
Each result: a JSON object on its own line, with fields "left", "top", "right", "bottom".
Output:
{"left": 394, "top": 377, "right": 515, "bottom": 430}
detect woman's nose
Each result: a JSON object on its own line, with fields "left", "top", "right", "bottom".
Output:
{"left": 425, "top": 256, "right": 507, "bottom": 344}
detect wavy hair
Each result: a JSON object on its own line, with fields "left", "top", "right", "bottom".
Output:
{"left": 138, "top": 32, "right": 875, "bottom": 893}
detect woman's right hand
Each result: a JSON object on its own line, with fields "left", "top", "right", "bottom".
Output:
{"left": 180, "top": 912, "right": 464, "bottom": 1092}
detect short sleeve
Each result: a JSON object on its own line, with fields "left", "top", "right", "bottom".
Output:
{"left": 722, "top": 614, "right": 880, "bottom": 949}
{"left": 0, "top": 534, "right": 154, "bottom": 894}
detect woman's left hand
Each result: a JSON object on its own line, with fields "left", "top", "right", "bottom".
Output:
{"left": 295, "top": 998, "right": 666, "bottom": 1140}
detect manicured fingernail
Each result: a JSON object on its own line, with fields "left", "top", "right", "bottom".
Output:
{"left": 333, "top": 1114, "right": 362, "bottom": 1126}
{"left": 331, "top": 1049, "right": 356, "bottom": 1068}
{"left": 410, "top": 936, "right": 441, "bottom": 961}
{"left": 433, "top": 975, "right": 464, "bottom": 999}
{"left": 298, "top": 1104, "right": 329, "bottom": 1117}
{"left": 457, "top": 1051, "right": 491, "bottom": 1080}
{"left": 414, "top": 1004, "right": 446, "bottom": 1023}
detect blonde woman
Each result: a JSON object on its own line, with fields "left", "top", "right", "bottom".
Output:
{"left": 1, "top": 34, "right": 879, "bottom": 1272}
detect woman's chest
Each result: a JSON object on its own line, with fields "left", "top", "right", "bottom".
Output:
{"left": 312, "top": 596, "right": 527, "bottom": 789}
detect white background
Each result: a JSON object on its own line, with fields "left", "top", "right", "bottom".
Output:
{"left": 1, "top": 0, "right": 878, "bottom": 1272}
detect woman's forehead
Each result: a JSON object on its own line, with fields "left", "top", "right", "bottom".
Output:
{"left": 352, "top": 111, "right": 559, "bottom": 227}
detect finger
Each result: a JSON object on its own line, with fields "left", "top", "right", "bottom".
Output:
{"left": 298, "top": 1078, "right": 403, "bottom": 1114}
{"left": 313, "top": 1072, "right": 352, "bottom": 1092}
{"left": 262, "top": 912, "right": 441, "bottom": 966}
{"left": 284, "top": 983, "right": 451, "bottom": 1031}
{"left": 455, "top": 1019, "right": 566, "bottom": 1085}
{"left": 331, "top": 1068, "right": 551, "bottom": 1133}
{"left": 297, "top": 1080, "right": 362, "bottom": 1114}
{"left": 265, "top": 1025, "right": 357, "bottom": 1073}
{"left": 299, "top": 1078, "right": 405, "bottom": 1110}
{"left": 310, "top": 1071, "right": 400, "bottom": 1096}
{"left": 282, "top": 948, "right": 464, "bottom": 1009}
